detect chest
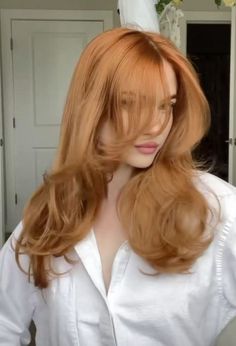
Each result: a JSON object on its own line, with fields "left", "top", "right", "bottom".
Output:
{"left": 93, "top": 226, "right": 127, "bottom": 293}
{"left": 43, "top": 242, "right": 220, "bottom": 346}
{"left": 92, "top": 201, "right": 129, "bottom": 293}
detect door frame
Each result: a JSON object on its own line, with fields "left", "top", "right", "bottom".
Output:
{"left": 0, "top": 9, "right": 113, "bottom": 246}
{"left": 0, "top": 46, "right": 4, "bottom": 247}
{"left": 229, "top": 7, "right": 236, "bottom": 186}
{"left": 179, "top": 11, "right": 234, "bottom": 184}
{"left": 179, "top": 11, "right": 231, "bottom": 54}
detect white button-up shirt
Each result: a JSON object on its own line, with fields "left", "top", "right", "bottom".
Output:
{"left": 1, "top": 172, "right": 236, "bottom": 346}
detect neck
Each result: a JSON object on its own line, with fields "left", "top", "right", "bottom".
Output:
{"left": 106, "top": 164, "right": 133, "bottom": 205}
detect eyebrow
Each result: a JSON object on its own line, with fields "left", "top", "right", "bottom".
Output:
{"left": 160, "top": 94, "right": 177, "bottom": 102}
{"left": 121, "top": 91, "right": 177, "bottom": 104}
{"left": 158, "top": 95, "right": 177, "bottom": 108}
{"left": 121, "top": 91, "right": 177, "bottom": 99}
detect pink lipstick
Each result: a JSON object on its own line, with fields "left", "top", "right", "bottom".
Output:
{"left": 135, "top": 142, "right": 158, "bottom": 155}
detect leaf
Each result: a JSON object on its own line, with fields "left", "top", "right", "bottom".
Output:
{"left": 215, "top": 0, "right": 222, "bottom": 6}
{"left": 162, "top": 0, "right": 173, "bottom": 4}
{"left": 155, "top": 2, "right": 166, "bottom": 15}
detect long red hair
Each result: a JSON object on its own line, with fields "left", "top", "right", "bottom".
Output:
{"left": 13, "top": 27, "right": 219, "bottom": 288}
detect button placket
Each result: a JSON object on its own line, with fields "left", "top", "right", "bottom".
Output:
{"left": 75, "top": 234, "right": 108, "bottom": 300}
{"left": 99, "top": 311, "right": 118, "bottom": 346}
{"left": 105, "top": 246, "right": 131, "bottom": 346}
{"left": 108, "top": 245, "right": 130, "bottom": 296}
{"left": 74, "top": 230, "right": 130, "bottom": 346}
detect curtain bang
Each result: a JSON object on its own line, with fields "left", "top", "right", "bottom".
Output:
{"left": 107, "top": 53, "right": 173, "bottom": 146}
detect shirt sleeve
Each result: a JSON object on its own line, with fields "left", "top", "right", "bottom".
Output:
{"left": 221, "top": 214, "right": 236, "bottom": 310}
{"left": 0, "top": 221, "right": 37, "bottom": 345}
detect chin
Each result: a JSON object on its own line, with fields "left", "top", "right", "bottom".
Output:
{"left": 124, "top": 151, "right": 157, "bottom": 169}
{"left": 135, "top": 163, "right": 153, "bottom": 169}
{"left": 129, "top": 159, "right": 155, "bottom": 169}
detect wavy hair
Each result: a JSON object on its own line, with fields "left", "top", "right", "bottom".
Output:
{"left": 13, "top": 27, "right": 219, "bottom": 289}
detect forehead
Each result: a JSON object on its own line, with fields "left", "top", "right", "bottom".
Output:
{"left": 161, "top": 60, "right": 177, "bottom": 97}
{"left": 119, "top": 59, "right": 177, "bottom": 104}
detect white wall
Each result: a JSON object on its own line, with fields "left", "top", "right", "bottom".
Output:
{"left": 0, "top": 0, "right": 120, "bottom": 26}
{"left": 0, "top": 0, "right": 230, "bottom": 26}
{"left": 181, "top": 0, "right": 230, "bottom": 11}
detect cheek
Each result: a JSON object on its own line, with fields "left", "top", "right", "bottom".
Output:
{"left": 163, "top": 115, "right": 173, "bottom": 138}
{"left": 98, "top": 121, "right": 113, "bottom": 145}
{"left": 120, "top": 109, "right": 129, "bottom": 133}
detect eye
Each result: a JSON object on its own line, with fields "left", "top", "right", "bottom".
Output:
{"left": 170, "top": 101, "right": 176, "bottom": 110}
{"left": 121, "top": 97, "right": 135, "bottom": 108}
{"left": 159, "top": 101, "right": 176, "bottom": 113}
{"left": 121, "top": 98, "right": 128, "bottom": 107}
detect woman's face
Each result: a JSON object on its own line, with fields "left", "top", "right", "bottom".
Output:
{"left": 99, "top": 60, "right": 177, "bottom": 170}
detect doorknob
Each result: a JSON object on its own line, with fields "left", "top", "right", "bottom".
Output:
{"left": 225, "top": 138, "right": 236, "bottom": 145}
{"left": 225, "top": 138, "right": 233, "bottom": 144}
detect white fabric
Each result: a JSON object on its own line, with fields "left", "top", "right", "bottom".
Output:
{"left": 118, "top": 1, "right": 184, "bottom": 49}
{"left": 118, "top": 0, "right": 160, "bottom": 33}
{"left": 1, "top": 172, "right": 236, "bottom": 345}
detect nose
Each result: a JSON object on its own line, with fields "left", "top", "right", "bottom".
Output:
{"left": 144, "top": 114, "right": 169, "bottom": 137}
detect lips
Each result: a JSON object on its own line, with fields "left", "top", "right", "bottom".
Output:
{"left": 134, "top": 142, "right": 159, "bottom": 155}
{"left": 135, "top": 142, "right": 158, "bottom": 148}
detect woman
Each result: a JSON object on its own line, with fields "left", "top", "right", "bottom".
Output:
{"left": 0, "top": 27, "right": 236, "bottom": 346}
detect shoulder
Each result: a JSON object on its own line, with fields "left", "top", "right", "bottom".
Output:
{"left": 193, "top": 170, "right": 236, "bottom": 197}
{"left": 191, "top": 173, "right": 236, "bottom": 309}
{"left": 1, "top": 221, "right": 24, "bottom": 253}
{"left": 193, "top": 171, "right": 236, "bottom": 220}
{"left": 0, "top": 221, "right": 29, "bottom": 273}
{"left": 10, "top": 221, "right": 24, "bottom": 244}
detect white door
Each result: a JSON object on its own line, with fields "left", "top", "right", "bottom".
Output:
{"left": 5, "top": 19, "right": 105, "bottom": 233}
